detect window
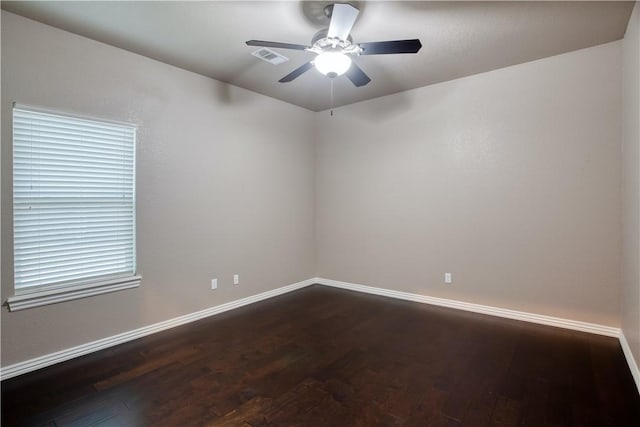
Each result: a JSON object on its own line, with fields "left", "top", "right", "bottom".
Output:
{"left": 8, "top": 105, "right": 140, "bottom": 311}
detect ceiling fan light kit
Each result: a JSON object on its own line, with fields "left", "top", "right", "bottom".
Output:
{"left": 246, "top": 2, "right": 422, "bottom": 87}
{"left": 314, "top": 52, "right": 352, "bottom": 77}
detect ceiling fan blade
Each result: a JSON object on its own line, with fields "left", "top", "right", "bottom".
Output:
{"left": 358, "top": 39, "right": 422, "bottom": 55}
{"left": 327, "top": 3, "right": 360, "bottom": 41}
{"left": 345, "top": 62, "right": 371, "bottom": 87}
{"left": 246, "top": 40, "right": 310, "bottom": 51}
{"left": 279, "top": 61, "right": 314, "bottom": 83}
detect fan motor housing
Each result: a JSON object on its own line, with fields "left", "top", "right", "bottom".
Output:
{"left": 310, "top": 28, "right": 360, "bottom": 55}
{"left": 311, "top": 29, "right": 353, "bottom": 45}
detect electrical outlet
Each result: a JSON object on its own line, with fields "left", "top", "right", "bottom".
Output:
{"left": 444, "top": 273, "right": 452, "bottom": 284}
{"left": 233, "top": 274, "right": 239, "bottom": 285}
{"left": 211, "top": 278, "right": 217, "bottom": 290}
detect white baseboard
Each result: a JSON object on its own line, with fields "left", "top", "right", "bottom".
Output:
{"left": 314, "top": 277, "right": 621, "bottom": 337}
{"left": 620, "top": 331, "right": 640, "bottom": 394}
{"left": 0, "top": 278, "right": 315, "bottom": 381}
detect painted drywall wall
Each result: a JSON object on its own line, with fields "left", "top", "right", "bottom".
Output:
{"left": 315, "top": 41, "right": 622, "bottom": 326}
{"left": 0, "top": 11, "right": 315, "bottom": 366}
{"left": 0, "top": 7, "right": 630, "bottom": 371}
{"left": 622, "top": 2, "right": 640, "bottom": 373}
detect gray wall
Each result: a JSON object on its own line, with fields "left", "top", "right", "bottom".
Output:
{"left": 315, "top": 41, "right": 622, "bottom": 327}
{"left": 1, "top": 12, "right": 315, "bottom": 366}
{"left": 622, "top": 2, "right": 640, "bottom": 372}
{"left": 1, "top": 10, "right": 633, "bottom": 370}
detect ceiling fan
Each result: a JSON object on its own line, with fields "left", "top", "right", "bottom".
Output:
{"left": 246, "top": 3, "right": 422, "bottom": 87}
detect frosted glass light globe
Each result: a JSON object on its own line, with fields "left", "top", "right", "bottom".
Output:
{"left": 314, "top": 52, "right": 352, "bottom": 78}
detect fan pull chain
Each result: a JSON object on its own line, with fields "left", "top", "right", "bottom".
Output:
{"left": 330, "top": 79, "right": 334, "bottom": 117}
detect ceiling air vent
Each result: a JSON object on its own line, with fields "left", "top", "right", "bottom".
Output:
{"left": 251, "top": 48, "right": 289, "bottom": 65}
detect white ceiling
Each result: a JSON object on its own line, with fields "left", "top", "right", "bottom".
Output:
{"left": 1, "top": 1, "right": 634, "bottom": 111}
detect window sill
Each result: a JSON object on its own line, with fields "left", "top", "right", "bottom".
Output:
{"left": 6, "top": 275, "right": 141, "bottom": 311}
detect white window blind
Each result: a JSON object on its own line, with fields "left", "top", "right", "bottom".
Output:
{"left": 13, "top": 106, "right": 136, "bottom": 292}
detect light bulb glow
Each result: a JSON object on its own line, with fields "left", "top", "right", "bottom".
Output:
{"left": 314, "top": 52, "right": 352, "bottom": 77}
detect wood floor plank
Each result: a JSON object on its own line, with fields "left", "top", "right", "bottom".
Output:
{"left": 2, "top": 285, "right": 639, "bottom": 426}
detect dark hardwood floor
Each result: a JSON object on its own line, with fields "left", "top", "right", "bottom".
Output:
{"left": 2, "top": 285, "right": 639, "bottom": 426}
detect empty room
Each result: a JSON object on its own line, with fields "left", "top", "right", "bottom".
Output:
{"left": 1, "top": 1, "right": 639, "bottom": 426}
